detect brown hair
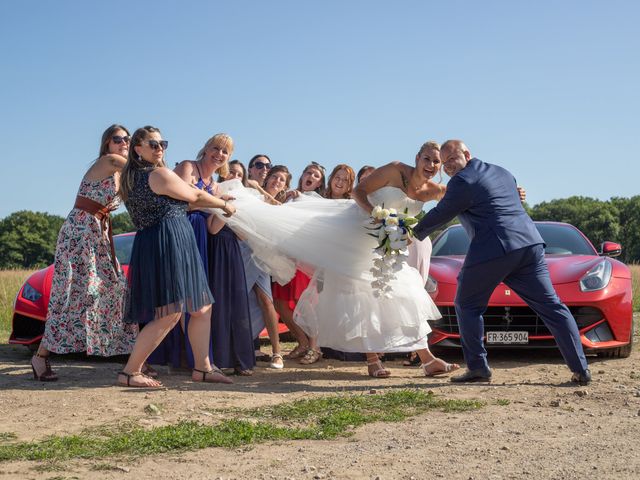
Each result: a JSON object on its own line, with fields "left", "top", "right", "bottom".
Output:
{"left": 264, "top": 165, "right": 292, "bottom": 203}
{"left": 356, "top": 165, "right": 375, "bottom": 184}
{"left": 219, "top": 159, "right": 248, "bottom": 186}
{"left": 297, "top": 162, "right": 326, "bottom": 196}
{"left": 196, "top": 133, "right": 234, "bottom": 178}
{"left": 98, "top": 124, "right": 129, "bottom": 158}
{"left": 118, "top": 126, "right": 164, "bottom": 202}
{"left": 325, "top": 164, "right": 356, "bottom": 199}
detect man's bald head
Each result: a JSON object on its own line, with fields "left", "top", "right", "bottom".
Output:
{"left": 440, "top": 139, "right": 472, "bottom": 177}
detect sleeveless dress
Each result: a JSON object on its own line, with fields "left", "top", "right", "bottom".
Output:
{"left": 123, "top": 169, "right": 213, "bottom": 324}
{"left": 42, "top": 175, "right": 137, "bottom": 356}
{"left": 206, "top": 182, "right": 255, "bottom": 371}
{"left": 147, "top": 170, "right": 213, "bottom": 367}
{"left": 208, "top": 181, "right": 441, "bottom": 353}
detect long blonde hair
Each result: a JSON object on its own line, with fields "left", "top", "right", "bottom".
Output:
{"left": 118, "top": 126, "right": 165, "bottom": 202}
{"left": 195, "top": 133, "right": 234, "bottom": 178}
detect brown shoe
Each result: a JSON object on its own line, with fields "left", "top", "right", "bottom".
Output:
{"left": 31, "top": 354, "right": 57, "bottom": 381}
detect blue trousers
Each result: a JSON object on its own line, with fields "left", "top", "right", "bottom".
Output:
{"left": 454, "top": 244, "right": 588, "bottom": 373}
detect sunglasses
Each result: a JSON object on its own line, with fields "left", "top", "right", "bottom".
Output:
{"left": 112, "top": 135, "right": 131, "bottom": 144}
{"left": 310, "top": 161, "right": 326, "bottom": 172}
{"left": 144, "top": 140, "right": 169, "bottom": 151}
{"left": 252, "top": 161, "right": 271, "bottom": 170}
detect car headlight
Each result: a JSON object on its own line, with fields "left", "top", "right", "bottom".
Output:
{"left": 425, "top": 275, "right": 438, "bottom": 294}
{"left": 579, "top": 260, "right": 612, "bottom": 292}
{"left": 21, "top": 283, "right": 42, "bottom": 301}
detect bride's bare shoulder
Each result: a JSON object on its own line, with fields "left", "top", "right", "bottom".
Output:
{"left": 379, "top": 161, "right": 410, "bottom": 180}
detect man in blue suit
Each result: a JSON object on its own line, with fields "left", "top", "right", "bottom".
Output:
{"left": 413, "top": 140, "right": 591, "bottom": 383}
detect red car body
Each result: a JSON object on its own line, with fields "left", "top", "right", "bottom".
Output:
{"left": 426, "top": 222, "right": 634, "bottom": 358}
{"left": 10, "top": 232, "right": 285, "bottom": 348}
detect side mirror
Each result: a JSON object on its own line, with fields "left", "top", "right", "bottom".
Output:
{"left": 599, "top": 241, "right": 622, "bottom": 258}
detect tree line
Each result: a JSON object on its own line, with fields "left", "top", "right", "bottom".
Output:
{"left": 0, "top": 196, "right": 638, "bottom": 269}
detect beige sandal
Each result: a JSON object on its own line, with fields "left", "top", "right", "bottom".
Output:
{"left": 269, "top": 353, "right": 284, "bottom": 369}
{"left": 367, "top": 360, "right": 391, "bottom": 378}
{"left": 299, "top": 349, "right": 322, "bottom": 365}
{"left": 421, "top": 358, "right": 460, "bottom": 377}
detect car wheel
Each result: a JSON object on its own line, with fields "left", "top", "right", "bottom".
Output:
{"left": 596, "top": 318, "right": 634, "bottom": 359}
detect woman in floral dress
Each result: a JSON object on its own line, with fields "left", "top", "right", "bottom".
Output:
{"left": 31, "top": 124, "right": 138, "bottom": 381}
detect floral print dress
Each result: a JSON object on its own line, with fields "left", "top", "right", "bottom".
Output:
{"left": 41, "top": 175, "right": 137, "bottom": 356}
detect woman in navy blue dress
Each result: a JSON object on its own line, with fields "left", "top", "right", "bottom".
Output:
{"left": 175, "top": 134, "right": 256, "bottom": 375}
{"left": 117, "top": 126, "right": 235, "bottom": 388}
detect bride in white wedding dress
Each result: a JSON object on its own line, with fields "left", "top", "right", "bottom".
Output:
{"left": 214, "top": 141, "right": 460, "bottom": 378}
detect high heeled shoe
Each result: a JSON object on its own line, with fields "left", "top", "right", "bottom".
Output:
{"left": 31, "top": 353, "right": 58, "bottom": 382}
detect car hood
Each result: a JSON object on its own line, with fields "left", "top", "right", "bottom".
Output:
{"left": 430, "top": 254, "right": 609, "bottom": 284}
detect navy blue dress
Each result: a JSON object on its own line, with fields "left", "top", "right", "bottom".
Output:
{"left": 123, "top": 169, "right": 214, "bottom": 325}
{"left": 206, "top": 224, "right": 255, "bottom": 371}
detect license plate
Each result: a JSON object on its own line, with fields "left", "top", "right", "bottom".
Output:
{"left": 486, "top": 331, "right": 529, "bottom": 344}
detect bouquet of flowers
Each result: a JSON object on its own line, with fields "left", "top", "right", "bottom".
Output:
{"left": 366, "top": 204, "right": 424, "bottom": 297}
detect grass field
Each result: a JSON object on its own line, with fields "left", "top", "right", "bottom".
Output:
{"left": 1, "top": 266, "right": 639, "bottom": 345}
{"left": 0, "top": 269, "right": 36, "bottom": 343}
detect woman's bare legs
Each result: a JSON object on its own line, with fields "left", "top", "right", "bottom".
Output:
{"left": 118, "top": 313, "right": 181, "bottom": 387}
{"left": 188, "top": 305, "right": 232, "bottom": 383}
{"left": 275, "top": 299, "right": 309, "bottom": 357}
{"left": 256, "top": 287, "right": 283, "bottom": 368}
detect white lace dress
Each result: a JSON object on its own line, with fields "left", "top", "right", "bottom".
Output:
{"left": 211, "top": 182, "right": 441, "bottom": 353}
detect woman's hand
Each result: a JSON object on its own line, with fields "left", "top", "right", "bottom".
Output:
{"left": 222, "top": 202, "right": 236, "bottom": 217}
{"left": 517, "top": 186, "right": 526, "bottom": 202}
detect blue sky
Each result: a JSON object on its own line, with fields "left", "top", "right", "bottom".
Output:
{"left": 0, "top": 1, "right": 638, "bottom": 218}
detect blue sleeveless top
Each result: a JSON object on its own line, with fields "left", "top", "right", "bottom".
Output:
{"left": 125, "top": 169, "right": 188, "bottom": 230}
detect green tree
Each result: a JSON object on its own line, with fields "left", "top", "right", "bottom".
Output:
{"left": 610, "top": 196, "right": 640, "bottom": 263}
{"left": 0, "top": 211, "right": 64, "bottom": 268}
{"left": 111, "top": 211, "right": 134, "bottom": 234}
{"left": 530, "top": 196, "right": 620, "bottom": 249}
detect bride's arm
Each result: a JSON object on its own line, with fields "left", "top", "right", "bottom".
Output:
{"left": 353, "top": 162, "right": 402, "bottom": 214}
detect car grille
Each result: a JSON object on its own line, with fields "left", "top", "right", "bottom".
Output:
{"left": 11, "top": 313, "right": 45, "bottom": 340}
{"left": 429, "top": 306, "right": 603, "bottom": 336}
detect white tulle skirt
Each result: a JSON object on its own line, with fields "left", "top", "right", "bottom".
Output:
{"left": 211, "top": 180, "right": 441, "bottom": 353}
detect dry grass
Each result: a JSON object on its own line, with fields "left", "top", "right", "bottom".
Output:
{"left": 630, "top": 264, "right": 640, "bottom": 314}
{"left": 0, "top": 269, "right": 36, "bottom": 343}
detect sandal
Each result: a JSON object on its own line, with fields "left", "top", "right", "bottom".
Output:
{"left": 402, "top": 351, "right": 421, "bottom": 367}
{"left": 367, "top": 360, "right": 391, "bottom": 378}
{"left": 269, "top": 353, "right": 284, "bottom": 369}
{"left": 142, "top": 362, "right": 159, "bottom": 379}
{"left": 284, "top": 344, "right": 309, "bottom": 360}
{"left": 299, "top": 349, "right": 322, "bottom": 365}
{"left": 421, "top": 358, "right": 460, "bottom": 377}
{"left": 31, "top": 353, "right": 58, "bottom": 382}
{"left": 234, "top": 367, "right": 254, "bottom": 376}
{"left": 117, "top": 371, "right": 163, "bottom": 388}
{"left": 255, "top": 351, "right": 271, "bottom": 362}
{"left": 193, "top": 366, "right": 234, "bottom": 384}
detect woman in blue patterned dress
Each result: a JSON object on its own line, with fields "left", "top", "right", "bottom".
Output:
{"left": 117, "top": 126, "right": 235, "bottom": 388}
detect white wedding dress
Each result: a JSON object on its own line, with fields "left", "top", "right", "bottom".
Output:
{"left": 213, "top": 181, "right": 441, "bottom": 353}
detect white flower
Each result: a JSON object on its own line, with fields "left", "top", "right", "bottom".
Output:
{"left": 385, "top": 216, "right": 399, "bottom": 226}
{"left": 390, "top": 239, "right": 407, "bottom": 250}
{"left": 388, "top": 208, "right": 397, "bottom": 216}
{"left": 371, "top": 205, "right": 383, "bottom": 219}
{"left": 380, "top": 208, "right": 390, "bottom": 219}
{"left": 384, "top": 224, "right": 398, "bottom": 234}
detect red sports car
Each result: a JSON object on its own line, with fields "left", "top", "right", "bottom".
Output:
{"left": 10, "top": 232, "right": 284, "bottom": 348}
{"left": 426, "top": 221, "right": 633, "bottom": 358}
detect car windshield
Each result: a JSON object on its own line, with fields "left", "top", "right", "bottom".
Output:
{"left": 113, "top": 235, "right": 135, "bottom": 265}
{"left": 431, "top": 224, "right": 596, "bottom": 256}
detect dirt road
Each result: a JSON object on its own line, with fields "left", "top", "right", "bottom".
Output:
{"left": 1, "top": 318, "right": 638, "bottom": 480}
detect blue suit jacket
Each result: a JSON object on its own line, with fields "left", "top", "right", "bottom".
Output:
{"left": 413, "top": 158, "right": 543, "bottom": 267}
